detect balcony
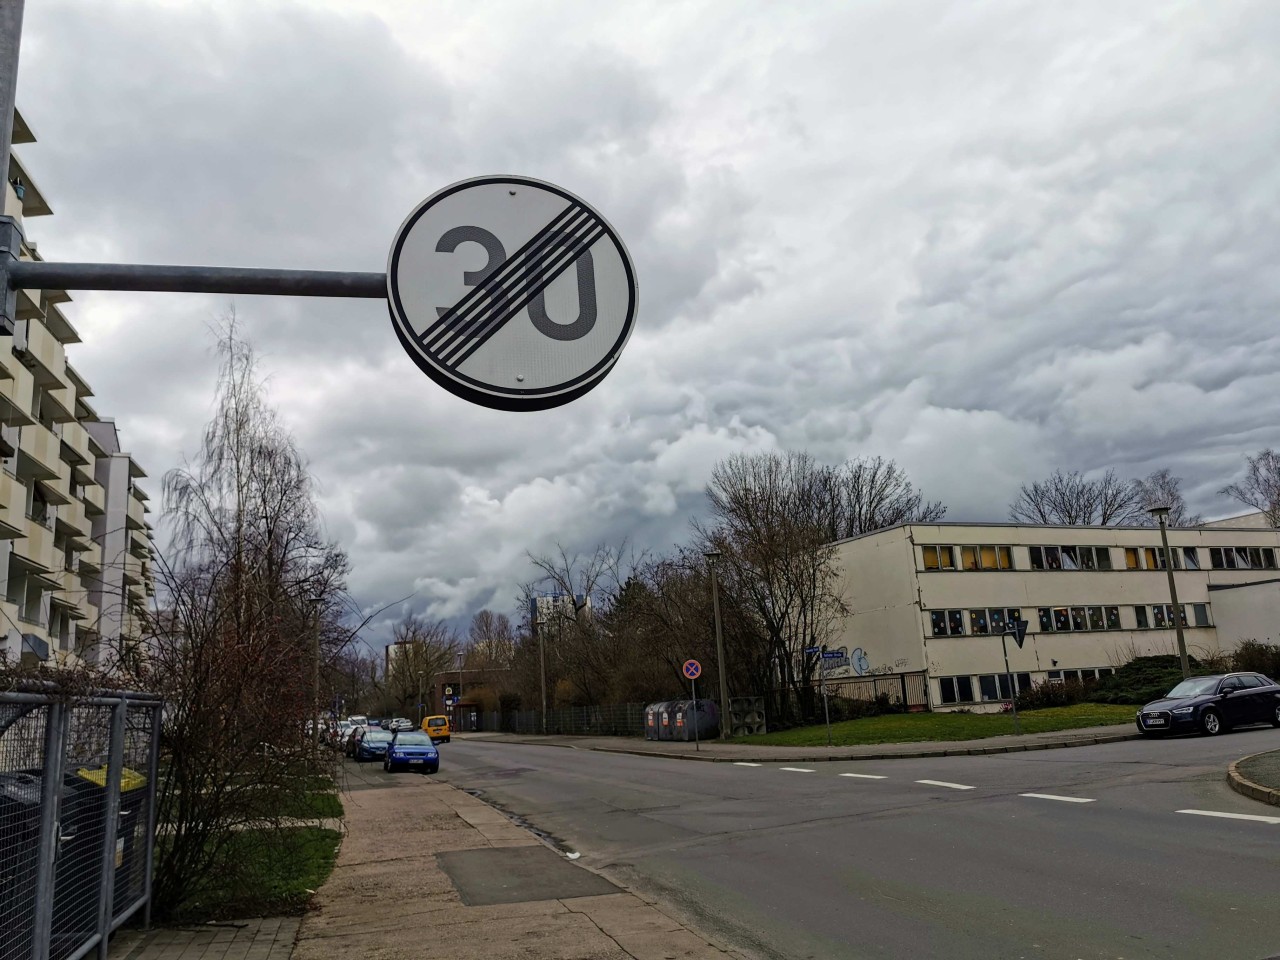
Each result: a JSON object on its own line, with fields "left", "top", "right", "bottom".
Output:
{"left": 122, "top": 554, "right": 142, "bottom": 587}
{"left": 126, "top": 495, "right": 146, "bottom": 530}
{"left": 13, "top": 519, "right": 55, "bottom": 570}
{"left": 77, "top": 539, "right": 102, "bottom": 572}
{"left": 55, "top": 496, "right": 91, "bottom": 542}
{"left": 0, "top": 354, "right": 35, "bottom": 426}
{"left": 14, "top": 317, "right": 66, "bottom": 388}
{"left": 82, "top": 482, "right": 105, "bottom": 517}
{"left": 0, "top": 471, "right": 26, "bottom": 539}
{"left": 49, "top": 577, "right": 87, "bottom": 621}
{"left": 129, "top": 526, "right": 151, "bottom": 558}
{"left": 17, "top": 424, "right": 60, "bottom": 481}
{"left": 8, "top": 153, "right": 53, "bottom": 218}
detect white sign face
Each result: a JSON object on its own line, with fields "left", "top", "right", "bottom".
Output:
{"left": 387, "top": 176, "right": 638, "bottom": 411}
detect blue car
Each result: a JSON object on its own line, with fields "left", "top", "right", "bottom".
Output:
{"left": 385, "top": 731, "right": 440, "bottom": 774}
{"left": 355, "top": 729, "right": 393, "bottom": 763}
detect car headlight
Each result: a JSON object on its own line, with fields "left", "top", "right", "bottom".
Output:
{"left": 1171, "top": 706, "right": 1194, "bottom": 714}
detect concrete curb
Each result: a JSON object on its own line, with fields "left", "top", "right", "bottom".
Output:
{"left": 1227, "top": 752, "right": 1280, "bottom": 807}
{"left": 461, "top": 728, "right": 1142, "bottom": 763}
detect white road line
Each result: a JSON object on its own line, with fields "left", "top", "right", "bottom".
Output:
{"left": 839, "top": 773, "right": 887, "bottom": 780}
{"left": 1020, "top": 793, "right": 1096, "bottom": 804}
{"left": 915, "top": 779, "right": 975, "bottom": 791}
{"left": 733, "top": 762, "right": 762, "bottom": 767}
{"left": 780, "top": 767, "right": 815, "bottom": 773}
{"left": 1177, "top": 809, "right": 1280, "bottom": 825}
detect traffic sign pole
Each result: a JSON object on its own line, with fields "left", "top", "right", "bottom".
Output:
{"left": 690, "top": 676, "right": 699, "bottom": 753}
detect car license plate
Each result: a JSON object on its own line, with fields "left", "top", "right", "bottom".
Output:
{"left": 1145, "top": 717, "right": 1166, "bottom": 725}
{"left": 409, "top": 759, "right": 424, "bottom": 764}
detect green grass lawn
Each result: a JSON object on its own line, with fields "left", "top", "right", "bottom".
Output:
{"left": 276, "top": 788, "right": 344, "bottom": 820}
{"left": 171, "top": 826, "right": 342, "bottom": 922}
{"left": 729, "top": 703, "right": 1137, "bottom": 747}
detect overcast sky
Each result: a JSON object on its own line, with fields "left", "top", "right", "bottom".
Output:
{"left": 14, "top": 1, "right": 1280, "bottom": 647}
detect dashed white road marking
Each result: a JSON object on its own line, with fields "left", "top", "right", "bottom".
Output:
{"left": 733, "top": 762, "right": 762, "bottom": 767}
{"left": 1020, "top": 793, "right": 1096, "bottom": 803}
{"left": 1176, "top": 809, "right": 1280, "bottom": 825}
{"left": 915, "top": 779, "right": 975, "bottom": 791}
{"left": 780, "top": 767, "right": 815, "bottom": 773}
{"left": 839, "top": 773, "right": 888, "bottom": 780}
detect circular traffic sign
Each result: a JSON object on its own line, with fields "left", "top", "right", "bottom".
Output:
{"left": 682, "top": 659, "right": 702, "bottom": 680}
{"left": 387, "top": 175, "right": 638, "bottom": 411}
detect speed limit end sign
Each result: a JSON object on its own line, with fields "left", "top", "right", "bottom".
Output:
{"left": 387, "top": 176, "right": 638, "bottom": 411}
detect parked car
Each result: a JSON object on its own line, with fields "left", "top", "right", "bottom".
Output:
{"left": 1136, "top": 673, "right": 1280, "bottom": 736}
{"left": 385, "top": 731, "right": 440, "bottom": 774}
{"left": 355, "top": 729, "right": 394, "bottom": 762}
{"left": 386, "top": 717, "right": 414, "bottom": 732}
{"left": 422, "top": 715, "right": 451, "bottom": 743}
{"left": 347, "top": 715, "right": 368, "bottom": 728}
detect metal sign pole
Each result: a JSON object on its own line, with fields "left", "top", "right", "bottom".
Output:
{"left": 1001, "top": 630, "right": 1021, "bottom": 735}
{"left": 821, "top": 662, "right": 832, "bottom": 747}
{"left": 691, "top": 677, "right": 699, "bottom": 752}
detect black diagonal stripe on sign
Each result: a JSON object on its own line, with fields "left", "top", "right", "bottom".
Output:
{"left": 422, "top": 206, "right": 594, "bottom": 357}
{"left": 438, "top": 218, "right": 604, "bottom": 368}
{"left": 427, "top": 207, "right": 597, "bottom": 360}
{"left": 440, "top": 221, "right": 604, "bottom": 369}
{"left": 445, "top": 223, "right": 606, "bottom": 371}
{"left": 417, "top": 202, "right": 585, "bottom": 349}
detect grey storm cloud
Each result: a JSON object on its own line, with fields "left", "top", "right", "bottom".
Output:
{"left": 13, "top": 0, "right": 1280, "bottom": 645}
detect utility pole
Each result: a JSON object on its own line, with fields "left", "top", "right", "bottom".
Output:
{"left": 1149, "top": 504, "right": 1191, "bottom": 678}
{"left": 456, "top": 651, "right": 464, "bottom": 731}
{"left": 704, "top": 551, "right": 730, "bottom": 739}
{"left": 537, "top": 613, "right": 548, "bottom": 734}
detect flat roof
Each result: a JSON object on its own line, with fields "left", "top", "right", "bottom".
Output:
{"left": 828, "top": 519, "right": 1278, "bottom": 548}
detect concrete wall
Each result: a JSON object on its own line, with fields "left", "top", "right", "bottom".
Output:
{"left": 1210, "top": 579, "right": 1280, "bottom": 648}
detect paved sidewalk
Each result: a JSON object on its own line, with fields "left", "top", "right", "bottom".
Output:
{"left": 111, "top": 918, "right": 299, "bottom": 960}
{"left": 289, "top": 768, "right": 746, "bottom": 960}
{"left": 455, "top": 722, "right": 1139, "bottom": 762}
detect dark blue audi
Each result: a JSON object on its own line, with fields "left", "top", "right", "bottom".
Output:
{"left": 354, "top": 729, "right": 393, "bottom": 762}
{"left": 385, "top": 731, "right": 440, "bottom": 774}
{"left": 1136, "top": 672, "right": 1280, "bottom": 737}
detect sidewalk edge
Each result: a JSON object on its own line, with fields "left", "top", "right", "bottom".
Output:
{"left": 1227, "top": 752, "right": 1280, "bottom": 808}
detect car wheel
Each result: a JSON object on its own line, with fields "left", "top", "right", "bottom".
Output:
{"left": 1271, "top": 704, "right": 1280, "bottom": 728}
{"left": 1201, "top": 708, "right": 1223, "bottom": 736}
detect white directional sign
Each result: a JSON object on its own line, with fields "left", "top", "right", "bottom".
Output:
{"left": 387, "top": 176, "right": 638, "bottom": 411}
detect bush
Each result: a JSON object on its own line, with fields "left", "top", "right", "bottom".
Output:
{"left": 1016, "top": 678, "right": 1089, "bottom": 711}
{"left": 1088, "top": 655, "right": 1202, "bottom": 705}
{"left": 1232, "top": 641, "right": 1280, "bottom": 679}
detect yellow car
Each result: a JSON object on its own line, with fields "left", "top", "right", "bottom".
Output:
{"left": 422, "top": 715, "right": 451, "bottom": 743}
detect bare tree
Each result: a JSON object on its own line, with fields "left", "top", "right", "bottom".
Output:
{"left": 1132, "top": 469, "right": 1202, "bottom": 526}
{"left": 1220, "top": 449, "right": 1280, "bottom": 526}
{"left": 1009, "top": 468, "right": 1144, "bottom": 525}
{"left": 385, "top": 613, "right": 459, "bottom": 717}
{"left": 468, "top": 609, "right": 516, "bottom": 670}
{"left": 136, "top": 317, "right": 355, "bottom": 918}
{"left": 812, "top": 455, "right": 947, "bottom": 541}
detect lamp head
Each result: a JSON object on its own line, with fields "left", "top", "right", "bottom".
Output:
{"left": 1148, "top": 504, "right": 1172, "bottom": 522}
{"left": 703, "top": 549, "right": 722, "bottom": 563}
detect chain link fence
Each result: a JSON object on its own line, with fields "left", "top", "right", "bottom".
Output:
{"left": 0, "top": 687, "right": 161, "bottom": 960}
{"left": 485, "top": 702, "right": 647, "bottom": 737}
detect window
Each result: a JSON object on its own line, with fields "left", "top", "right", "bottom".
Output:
{"left": 1235, "top": 548, "right": 1251, "bottom": 569}
{"left": 1147, "top": 547, "right": 1181, "bottom": 570}
{"left": 1060, "top": 546, "right": 1079, "bottom": 570}
{"left": 1031, "top": 546, "right": 1064, "bottom": 570}
{"left": 962, "top": 546, "right": 980, "bottom": 571}
{"left": 1087, "top": 606, "right": 1105, "bottom": 631}
{"left": 1079, "top": 546, "right": 1112, "bottom": 570}
{"left": 962, "top": 544, "right": 1013, "bottom": 570}
{"left": 956, "top": 676, "right": 973, "bottom": 702}
{"left": 969, "top": 609, "right": 989, "bottom": 635}
{"left": 1070, "top": 607, "right": 1087, "bottom": 631}
{"left": 1166, "top": 604, "right": 1188, "bottom": 627}
{"left": 1030, "top": 546, "right": 1044, "bottom": 570}
{"left": 1053, "top": 607, "right": 1071, "bottom": 631}
{"left": 1125, "top": 547, "right": 1141, "bottom": 570}
{"left": 923, "top": 546, "right": 955, "bottom": 570}
{"left": 978, "top": 675, "right": 998, "bottom": 701}
{"left": 988, "top": 608, "right": 1006, "bottom": 633}
{"left": 1135, "top": 605, "right": 1149, "bottom": 628}
{"left": 1152, "top": 605, "right": 1167, "bottom": 628}
{"left": 1265, "top": 549, "right": 1278, "bottom": 570}
{"left": 1237, "top": 674, "right": 1264, "bottom": 688}
{"left": 1038, "top": 608, "right": 1053, "bottom": 631}
{"left": 1105, "top": 606, "right": 1121, "bottom": 630}
{"left": 931, "top": 610, "right": 964, "bottom": 636}
{"left": 1183, "top": 548, "right": 1200, "bottom": 570}
{"left": 1047, "top": 670, "right": 1063, "bottom": 682}
{"left": 1016, "top": 672, "right": 1032, "bottom": 692}
{"left": 939, "top": 677, "right": 957, "bottom": 704}
{"left": 998, "top": 674, "right": 1014, "bottom": 699}
{"left": 1044, "top": 547, "right": 1061, "bottom": 570}
{"left": 1193, "top": 603, "right": 1210, "bottom": 627}
{"left": 1006, "top": 608, "right": 1022, "bottom": 628}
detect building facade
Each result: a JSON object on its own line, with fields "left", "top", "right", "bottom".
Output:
{"left": 829, "top": 520, "right": 1280, "bottom": 711}
{"left": 1, "top": 109, "right": 155, "bottom": 668}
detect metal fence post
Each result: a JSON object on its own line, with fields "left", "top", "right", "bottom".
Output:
{"left": 900, "top": 673, "right": 908, "bottom": 707}
{"left": 142, "top": 704, "right": 162, "bottom": 930}
{"left": 32, "top": 701, "right": 66, "bottom": 960}
{"left": 95, "top": 700, "right": 126, "bottom": 960}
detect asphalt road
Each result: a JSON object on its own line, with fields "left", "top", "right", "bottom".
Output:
{"left": 431, "top": 727, "right": 1280, "bottom": 960}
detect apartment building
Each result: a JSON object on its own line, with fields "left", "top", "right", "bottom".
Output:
{"left": 1, "top": 108, "right": 155, "bottom": 668}
{"left": 828, "top": 520, "right": 1280, "bottom": 711}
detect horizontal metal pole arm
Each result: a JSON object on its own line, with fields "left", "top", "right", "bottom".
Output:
{"left": 6, "top": 259, "right": 388, "bottom": 298}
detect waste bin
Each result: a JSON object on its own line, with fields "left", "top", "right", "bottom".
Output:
{"left": 644, "top": 703, "right": 661, "bottom": 740}
{"left": 51, "top": 767, "right": 111, "bottom": 951}
{"left": 671, "top": 700, "right": 720, "bottom": 741}
{"left": 0, "top": 771, "right": 43, "bottom": 960}
{"left": 656, "top": 702, "right": 677, "bottom": 741}
{"left": 74, "top": 765, "right": 149, "bottom": 915}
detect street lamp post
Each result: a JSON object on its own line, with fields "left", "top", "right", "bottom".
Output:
{"left": 536, "top": 613, "right": 548, "bottom": 734}
{"left": 704, "top": 550, "right": 730, "bottom": 740}
{"left": 1150, "top": 504, "right": 1191, "bottom": 679}
{"left": 307, "top": 595, "right": 325, "bottom": 752}
{"left": 456, "top": 651, "right": 464, "bottom": 731}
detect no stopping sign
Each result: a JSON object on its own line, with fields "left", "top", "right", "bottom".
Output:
{"left": 387, "top": 176, "right": 638, "bottom": 411}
